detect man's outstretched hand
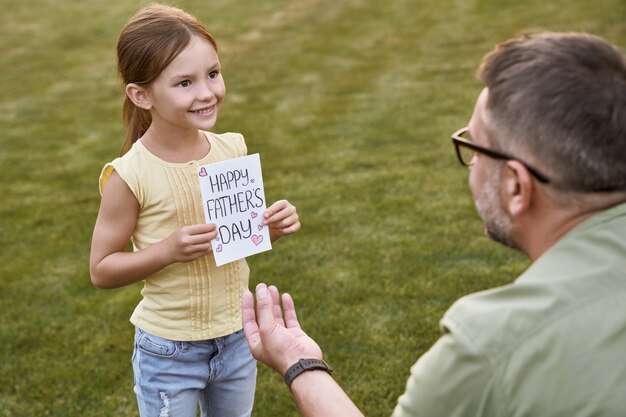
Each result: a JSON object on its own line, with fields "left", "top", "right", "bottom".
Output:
{"left": 242, "top": 283, "right": 324, "bottom": 375}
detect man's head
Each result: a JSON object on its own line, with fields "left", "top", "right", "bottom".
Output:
{"left": 457, "top": 33, "right": 626, "bottom": 255}
{"left": 478, "top": 32, "right": 626, "bottom": 194}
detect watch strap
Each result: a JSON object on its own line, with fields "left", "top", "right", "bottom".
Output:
{"left": 283, "top": 358, "right": 333, "bottom": 388}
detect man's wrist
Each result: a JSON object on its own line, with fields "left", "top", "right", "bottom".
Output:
{"left": 283, "top": 358, "right": 333, "bottom": 389}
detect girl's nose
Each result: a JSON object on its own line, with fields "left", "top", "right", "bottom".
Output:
{"left": 197, "top": 80, "right": 215, "bottom": 101}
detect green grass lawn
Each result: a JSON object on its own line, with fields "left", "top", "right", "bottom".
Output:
{"left": 1, "top": 0, "right": 624, "bottom": 416}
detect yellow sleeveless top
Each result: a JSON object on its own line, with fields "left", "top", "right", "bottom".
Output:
{"left": 99, "top": 131, "right": 250, "bottom": 341}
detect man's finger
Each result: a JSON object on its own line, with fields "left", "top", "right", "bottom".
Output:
{"left": 281, "top": 292, "right": 301, "bottom": 329}
{"left": 269, "top": 285, "right": 285, "bottom": 326}
{"left": 242, "top": 290, "right": 261, "bottom": 354}
{"left": 254, "top": 283, "right": 279, "bottom": 334}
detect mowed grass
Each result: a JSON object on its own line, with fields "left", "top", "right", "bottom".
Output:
{"left": 1, "top": 0, "right": 625, "bottom": 416}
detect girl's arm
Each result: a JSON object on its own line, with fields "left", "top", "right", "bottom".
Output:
{"left": 89, "top": 171, "right": 216, "bottom": 289}
{"left": 264, "top": 200, "right": 301, "bottom": 242}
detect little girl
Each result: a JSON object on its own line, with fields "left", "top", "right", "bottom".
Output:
{"left": 89, "top": 4, "right": 300, "bottom": 417}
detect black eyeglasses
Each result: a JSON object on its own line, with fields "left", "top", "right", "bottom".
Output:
{"left": 451, "top": 127, "right": 550, "bottom": 184}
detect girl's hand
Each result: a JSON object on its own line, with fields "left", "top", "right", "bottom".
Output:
{"left": 263, "top": 200, "right": 301, "bottom": 242}
{"left": 164, "top": 223, "right": 217, "bottom": 263}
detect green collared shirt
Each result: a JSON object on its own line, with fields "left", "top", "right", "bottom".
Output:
{"left": 393, "top": 203, "right": 626, "bottom": 417}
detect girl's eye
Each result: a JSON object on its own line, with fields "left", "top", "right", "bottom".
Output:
{"left": 209, "top": 70, "right": 219, "bottom": 79}
{"left": 178, "top": 80, "right": 191, "bottom": 87}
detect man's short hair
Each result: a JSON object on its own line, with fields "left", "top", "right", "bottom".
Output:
{"left": 478, "top": 32, "right": 626, "bottom": 193}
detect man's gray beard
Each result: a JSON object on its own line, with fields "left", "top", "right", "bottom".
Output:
{"left": 474, "top": 168, "right": 520, "bottom": 250}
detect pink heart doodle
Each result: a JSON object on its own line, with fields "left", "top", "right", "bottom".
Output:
{"left": 215, "top": 244, "right": 223, "bottom": 253}
{"left": 257, "top": 224, "right": 264, "bottom": 231}
{"left": 251, "top": 178, "right": 255, "bottom": 183}
{"left": 198, "top": 167, "right": 208, "bottom": 177}
{"left": 251, "top": 235, "right": 263, "bottom": 246}
{"left": 250, "top": 212, "right": 258, "bottom": 219}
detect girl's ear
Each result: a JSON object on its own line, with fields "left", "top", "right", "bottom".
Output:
{"left": 502, "top": 160, "right": 534, "bottom": 218}
{"left": 125, "top": 83, "right": 152, "bottom": 110}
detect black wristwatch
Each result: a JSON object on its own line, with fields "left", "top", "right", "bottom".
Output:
{"left": 283, "top": 358, "right": 333, "bottom": 388}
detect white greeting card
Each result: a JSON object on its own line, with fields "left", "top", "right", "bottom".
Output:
{"left": 197, "top": 154, "right": 271, "bottom": 266}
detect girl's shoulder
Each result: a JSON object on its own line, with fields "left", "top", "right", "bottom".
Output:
{"left": 202, "top": 131, "right": 247, "bottom": 158}
{"left": 98, "top": 141, "right": 145, "bottom": 196}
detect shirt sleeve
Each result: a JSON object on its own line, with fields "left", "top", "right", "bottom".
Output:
{"left": 98, "top": 157, "right": 143, "bottom": 207}
{"left": 99, "top": 163, "right": 116, "bottom": 195}
{"left": 233, "top": 132, "right": 247, "bottom": 157}
{"left": 391, "top": 327, "right": 500, "bottom": 417}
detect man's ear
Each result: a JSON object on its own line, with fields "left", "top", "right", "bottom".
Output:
{"left": 502, "top": 160, "right": 535, "bottom": 217}
{"left": 125, "top": 83, "right": 152, "bottom": 110}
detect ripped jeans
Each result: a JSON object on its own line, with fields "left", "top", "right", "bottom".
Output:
{"left": 132, "top": 328, "right": 257, "bottom": 417}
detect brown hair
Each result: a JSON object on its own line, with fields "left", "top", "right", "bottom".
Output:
{"left": 478, "top": 32, "right": 626, "bottom": 192}
{"left": 116, "top": 3, "right": 218, "bottom": 154}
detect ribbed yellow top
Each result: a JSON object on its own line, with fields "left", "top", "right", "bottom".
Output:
{"left": 99, "top": 132, "right": 250, "bottom": 341}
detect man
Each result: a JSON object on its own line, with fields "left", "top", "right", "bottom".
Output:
{"left": 242, "top": 32, "right": 626, "bottom": 416}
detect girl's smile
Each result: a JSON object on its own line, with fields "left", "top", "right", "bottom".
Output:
{"left": 190, "top": 105, "right": 217, "bottom": 116}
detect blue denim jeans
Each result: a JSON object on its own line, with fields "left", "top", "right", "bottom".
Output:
{"left": 132, "top": 328, "right": 257, "bottom": 417}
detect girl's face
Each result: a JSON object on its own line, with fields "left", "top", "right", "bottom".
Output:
{"left": 146, "top": 35, "right": 225, "bottom": 134}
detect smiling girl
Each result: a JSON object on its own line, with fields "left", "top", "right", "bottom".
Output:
{"left": 89, "top": 4, "right": 300, "bottom": 416}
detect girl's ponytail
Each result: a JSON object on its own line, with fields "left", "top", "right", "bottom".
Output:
{"left": 121, "top": 96, "right": 151, "bottom": 155}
